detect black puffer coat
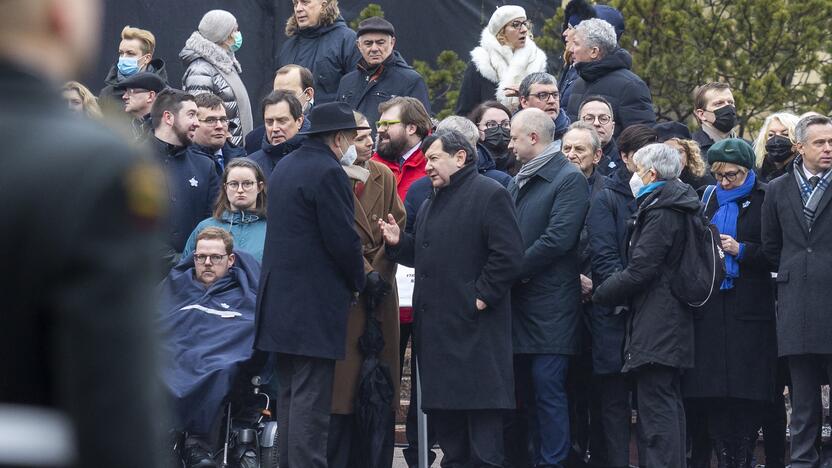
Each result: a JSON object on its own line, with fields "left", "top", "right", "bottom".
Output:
{"left": 592, "top": 178, "right": 698, "bottom": 371}
{"left": 565, "top": 48, "right": 655, "bottom": 139}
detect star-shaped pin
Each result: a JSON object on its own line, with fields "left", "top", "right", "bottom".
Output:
{"left": 189, "top": 177, "right": 198, "bottom": 187}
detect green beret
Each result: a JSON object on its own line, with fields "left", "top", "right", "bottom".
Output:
{"left": 706, "top": 138, "right": 755, "bottom": 169}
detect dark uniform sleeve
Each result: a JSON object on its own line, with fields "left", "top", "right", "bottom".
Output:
{"left": 53, "top": 160, "right": 169, "bottom": 468}
{"left": 316, "top": 165, "right": 366, "bottom": 293}
{"left": 475, "top": 189, "right": 524, "bottom": 307}
{"left": 592, "top": 209, "right": 676, "bottom": 306}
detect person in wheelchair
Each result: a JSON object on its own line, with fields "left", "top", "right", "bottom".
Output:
{"left": 158, "top": 227, "right": 263, "bottom": 468}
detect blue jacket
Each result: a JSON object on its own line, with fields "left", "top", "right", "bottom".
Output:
{"left": 277, "top": 17, "right": 361, "bottom": 104}
{"left": 249, "top": 118, "right": 310, "bottom": 176}
{"left": 254, "top": 138, "right": 365, "bottom": 359}
{"left": 187, "top": 141, "right": 247, "bottom": 176}
{"left": 158, "top": 250, "right": 260, "bottom": 435}
{"left": 336, "top": 51, "right": 431, "bottom": 128}
{"left": 508, "top": 148, "right": 589, "bottom": 355}
{"left": 182, "top": 210, "right": 267, "bottom": 263}
{"left": 151, "top": 137, "right": 221, "bottom": 256}
{"left": 403, "top": 145, "right": 511, "bottom": 233}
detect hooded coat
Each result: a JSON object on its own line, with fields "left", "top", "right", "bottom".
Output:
{"left": 592, "top": 178, "right": 699, "bottom": 371}
{"left": 565, "top": 48, "right": 655, "bottom": 139}
{"left": 388, "top": 163, "right": 523, "bottom": 410}
{"left": 455, "top": 28, "right": 547, "bottom": 116}
{"left": 277, "top": 16, "right": 362, "bottom": 104}
{"left": 180, "top": 32, "right": 252, "bottom": 147}
{"left": 336, "top": 51, "right": 431, "bottom": 128}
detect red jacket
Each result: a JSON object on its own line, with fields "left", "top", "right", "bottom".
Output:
{"left": 371, "top": 149, "right": 426, "bottom": 324}
{"left": 371, "top": 149, "right": 427, "bottom": 202}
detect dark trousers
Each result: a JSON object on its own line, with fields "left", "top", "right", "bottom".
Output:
{"left": 275, "top": 353, "right": 334, "bottom": 468}
{"left": 401, "top": 331, "right": 438, "bottom": 468}
{"left": 635, "top": 364, "right": 686, "bottom": 468}
{"left": 592, "top": 373, "right": 631, "bottom": 467}
{"left": 512, "top": 354, "right": 571, "bottom": 466}
{"left": 433, "top": 409, "right": 505, "bottom": 468}
{"left": 788, "top": 354, "right": 832, "bottom": 468}
{"left": 327, "top": 414, "right": 355, "bottom": 468}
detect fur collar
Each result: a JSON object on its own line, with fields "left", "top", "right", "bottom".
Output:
{"left": 182, "top": 31, "right": 241, "bottom": 75}
{"left": 470, "top": 29, "right": 547, "bottom": 111}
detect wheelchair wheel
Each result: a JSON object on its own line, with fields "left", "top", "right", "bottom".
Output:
{"left": 259, "top": 427, "right": 278, "bottom": 468}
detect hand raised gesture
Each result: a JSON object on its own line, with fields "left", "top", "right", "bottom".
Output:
{"left": 377, "top": 213, "right": 400, "bottom": 246}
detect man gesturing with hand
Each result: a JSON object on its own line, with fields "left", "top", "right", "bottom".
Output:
{"left": 379, "top": 129, "right": 523, "bottom": 467}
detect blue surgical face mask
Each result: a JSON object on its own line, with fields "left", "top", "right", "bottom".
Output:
{"left": 117, "top": 56, "right": 140, "bottom": 76}
{"left": 230, "top": 31, "right": 243, "bottom": 52}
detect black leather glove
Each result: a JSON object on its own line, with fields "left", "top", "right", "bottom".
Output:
{"left": 364, "top": 271, "right": 391, "bottom": 311}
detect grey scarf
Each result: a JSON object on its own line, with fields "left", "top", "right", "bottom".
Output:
{"left": 514, "top": 142, "right": 559, "bottom": 189}
{"left": 793, "top": 156, "right": 832, "bottom": 230}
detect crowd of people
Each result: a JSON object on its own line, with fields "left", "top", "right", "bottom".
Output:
{"left": 5, "top": 0, "right": 832, "bottom": 467}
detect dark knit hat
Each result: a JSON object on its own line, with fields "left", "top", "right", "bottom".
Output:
{"left": 357, "top": 16, "right": 395, "bottom": 37}
{"left": 654, "top": 121, "right": 692, "bottom": 142}
{"left": 707, "top": 138, "right": 756, "bottom": 169}
{"left": 115, "top": 72, "right": 166, "bottom": 93}
{"left": 594, "top": 5, "right": 625, "bottom": 40}
{"left": 563, "top": 0, "right": 596, "bottom": 31}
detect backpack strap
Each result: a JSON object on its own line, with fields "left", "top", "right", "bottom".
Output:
{"left": 701, "top": 185, "right": 716, "bottom": 215}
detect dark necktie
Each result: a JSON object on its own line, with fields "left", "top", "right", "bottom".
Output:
{"left": 810, "top": 176, "right": 820, "bottom": 189}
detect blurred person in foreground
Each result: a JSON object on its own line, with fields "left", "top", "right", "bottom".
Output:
{"left": 0, "top": 0, "right": 168, "bottom": 466}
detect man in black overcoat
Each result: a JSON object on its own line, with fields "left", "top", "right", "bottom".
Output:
{"left": 379, "top": 130, "right": 523, "bottom": 467}
{"left": 762, "top": 114, "right": 832, "bottom": 468}
{"left": 254, "top": 102, "right": 367, "bottom": 468}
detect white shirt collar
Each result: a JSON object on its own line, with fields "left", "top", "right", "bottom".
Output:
{"left": 803, "top": 163, "right": 821, "bottom": 179}
{"left": 401, "top": 141, "right": 422, "bottom": 163}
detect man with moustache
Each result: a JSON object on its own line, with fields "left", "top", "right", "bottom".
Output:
{"left": 371, "top": 96, "right": 433, "bottom": 201}
{"left": 150, "top": 88, "right": 221, "bottom": 268}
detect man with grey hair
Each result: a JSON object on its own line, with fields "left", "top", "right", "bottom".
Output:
{"left": 762, "top": 114, "right": 832, "bottom": 468}
{"left": 565, "top": 18, "right": 655, "bottom": 138}
{"left": 518, "top": 72, "right": 571, "bottom": 145}
{"left": 505, "top": 107, "right": 589, "bottom": 467}
{"left": 593, "top": 142, "right": 698, "bottom": 468}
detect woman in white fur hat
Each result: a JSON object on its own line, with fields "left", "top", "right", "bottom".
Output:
{"left": 455, "top": 5, "right": 547, "bottom": 117}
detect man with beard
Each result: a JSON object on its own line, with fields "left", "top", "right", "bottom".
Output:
{"left": 188, "top": 93, "right": 247, "bottom": 175}
{"left": 518, "top": 72, "right": 571, "bottom": 150}
{"left": 151, "top": 89, "right": 220, "bottom": 268}
{"left": 692, "top": 82, "right": 738, "bottom": 155}
{"left": 371, "top": 96, "right": 433, "bottom": 201}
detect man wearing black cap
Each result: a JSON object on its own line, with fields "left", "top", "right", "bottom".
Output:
{"left": 117, "top": 71, "right": 165, "bottom": 140}
{"left": 254, "top": 101, "right": 367, "bottom": 468}
{"left": 336, "top": 16, "right": 430, "bottom": 129}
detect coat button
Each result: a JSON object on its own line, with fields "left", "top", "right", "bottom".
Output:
{"left": 422, "top": 242, "right": 429, "bottom": 248}
{"left": 371, "top": 214, "right": 378, "bottom": 221}
{"left": 807, "top": 247, "right": 813, "bottom": 253}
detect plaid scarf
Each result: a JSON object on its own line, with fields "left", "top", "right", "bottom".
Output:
{"left": 793, "top": 156, "right": 832, "bottom": 230}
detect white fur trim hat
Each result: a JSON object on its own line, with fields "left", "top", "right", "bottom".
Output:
{"left": 198, "top": 10, "right": 237, "bottom": 44}
{"left": 487, "top": 5, "right": 527, "bottom": 35}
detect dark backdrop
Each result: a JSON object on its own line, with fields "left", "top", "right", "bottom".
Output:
{"left": 90, "top": 0, "right": 561, "bottom": 122}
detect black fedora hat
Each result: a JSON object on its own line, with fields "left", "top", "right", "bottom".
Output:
{"left": 300, "top": 102, "right": 370, "bottom": 135}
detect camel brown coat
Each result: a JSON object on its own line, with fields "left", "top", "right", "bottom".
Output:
{"left": 332, "top": 160, "right": 406, "bottom": 414}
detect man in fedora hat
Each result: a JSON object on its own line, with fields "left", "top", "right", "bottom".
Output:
{"left": 254, "top": 101, "right": 369, "bottom": 468}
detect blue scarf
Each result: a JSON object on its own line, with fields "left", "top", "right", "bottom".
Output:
{"left": 636, "top": 180, "right": 666, "bottom": 199}
{"left": 711, "top": 170, "right": 756, "bottom": 289}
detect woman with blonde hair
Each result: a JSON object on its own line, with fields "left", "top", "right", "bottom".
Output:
{"left": 455, "top": 5, "right": 547, "bottom": 115}
{"left": 753, "top": 111, "right": 800, "bottom": 182}
{"left": 62, "top": 81, "right": 102, "bottom": 118}
{"left": 664, "top": 137, "right": 716, "bottom": 190}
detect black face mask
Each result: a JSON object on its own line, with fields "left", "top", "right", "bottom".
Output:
{"left": 765, "top": 135, "right": 795, "bottom": 163}
{"left": 712, "top": 105, "right": 737, "bottom": 133}
{"left": 483, "top": 126, "right": 510, "bottom": 151}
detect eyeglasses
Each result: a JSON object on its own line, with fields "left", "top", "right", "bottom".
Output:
{"left": 200, "top": 116, "right": 229, "bottom": 126}
{"left": 508, "top": 20, "right": 530, "bottom": 29}
{"left": 194, "top": 253, "right": 228, "bottom": 264}
{"left": 225, "top": 180, "right": 258, "bottom": 191}
{"left": 581, "top": 114, "right": 612, "bottom": 125}
{"left": 529, "top": 91, "right": 559, "bottom": 101}
{"left": 713, "top": 171, "right": 741, "bottom": 182}
{"left": 482, "top": 120, "right": 511, "bottom": 130}
{"left": 376, "top": 119, "right": 402, "bottom": 129}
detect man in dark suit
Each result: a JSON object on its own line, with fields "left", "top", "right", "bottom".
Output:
{"left": 254, "top": 102, "right": 367, "bottom": 468}
{"left": 506, "top": 109, "right": 590, "bottom": 467}
{"left": 762, "top": 114, "right": 832, "bottom": 468}
{"left": 0, "top": 0, "right": 167, "bottom": 466}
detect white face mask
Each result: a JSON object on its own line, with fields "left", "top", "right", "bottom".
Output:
{"left": 629, "top": 171, "right": 645, "bottom": 198}
{"left": 339, "top": 144, "right": 358, "bottom": 166}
